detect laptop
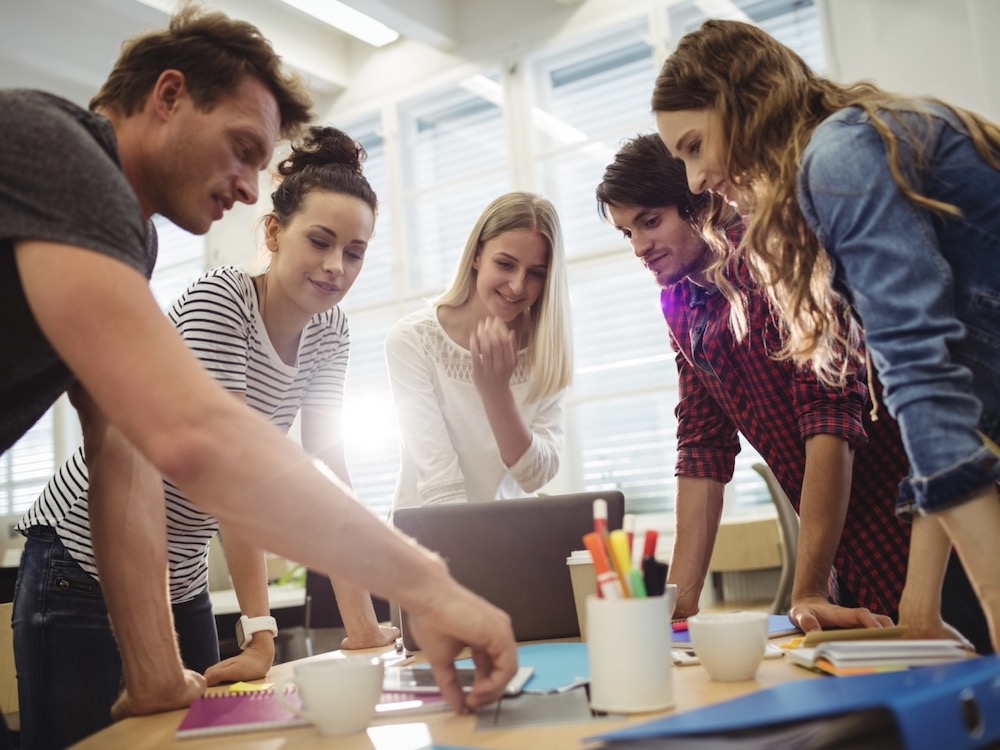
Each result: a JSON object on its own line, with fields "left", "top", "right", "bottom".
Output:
{"left": 391, "top": 491, "right": 626, "bottom": 650}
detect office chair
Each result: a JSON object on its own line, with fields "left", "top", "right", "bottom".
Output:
{"left": 751, "top": 463, "right": 799, "bottom": 615}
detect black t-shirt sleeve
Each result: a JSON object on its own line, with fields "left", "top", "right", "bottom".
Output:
{"left": 0, "top": 90, "right": 151, "bottom": 277}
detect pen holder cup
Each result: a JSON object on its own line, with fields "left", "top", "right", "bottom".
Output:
{"left": 567, "top": 550, "right": 597, "bottom": 640}
{"left": 586, "top": 593, "right": 675, "bottom": 713}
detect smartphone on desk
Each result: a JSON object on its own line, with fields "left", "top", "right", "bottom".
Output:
{"left": 383, "top": 666, "right": 534, "bottom": 696}
{"left": 672, "top": 643, "right": 784, "bottom": 666}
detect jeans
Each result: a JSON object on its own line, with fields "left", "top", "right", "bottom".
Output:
{"left": 798, "top": 104, "right": 1000, "bottom": 514}
{"left": 12, "top": 527, "right": 220, "bottom": 750}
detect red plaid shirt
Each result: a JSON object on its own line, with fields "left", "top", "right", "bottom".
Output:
{"left": 661, "top": 259, "right": 911, "bottom": 617}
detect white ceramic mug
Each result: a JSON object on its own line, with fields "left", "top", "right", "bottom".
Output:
{"left": 586, "top": 588, "right": 676, "bottom": 713}
{"left": 687, "top": 611, "right": 769, "bottom": 681}
{"left": 275, "top": 656, "right": 384, "bottom": 735}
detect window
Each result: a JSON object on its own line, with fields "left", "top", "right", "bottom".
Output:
{"left": 397, "top": 71, "right": 511, "bottom": 294}
{"left": 667, "top": 0, "right": 826, "bottom": 73}
{"left": 149, "top": 216, "right": 206, "bottom": 312}
{"left": 317, "top": 0, "right": 826, "bottom": 518}
{"left": 0, "top": 414, "right": 54, "bottom": 516}
{"left": 529, "top": 18, "right": 657, "bottom": 259}
{"left": 341, "top": 116, "right": 395, "bottom": 309}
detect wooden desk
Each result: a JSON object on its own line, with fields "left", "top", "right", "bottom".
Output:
{"left": 72, "top": 641, "right": 818, "bottom": 749}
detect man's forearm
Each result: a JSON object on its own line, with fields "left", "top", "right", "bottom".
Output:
{"left": 792, "top": 435, "right": 853, "bottom": 602}
{"left": 669, "top": 476, "right": 725, "bottom": 615}
{"left": 84, "top": 408, "right": 185, "bottom": 695}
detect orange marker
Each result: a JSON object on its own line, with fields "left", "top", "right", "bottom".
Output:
{"left": 583, "top": 531, "right": 621, "bottom": 599}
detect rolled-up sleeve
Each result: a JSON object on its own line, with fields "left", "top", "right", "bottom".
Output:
{"left": 673, "top": 333, "right": 741, "bottom": 482}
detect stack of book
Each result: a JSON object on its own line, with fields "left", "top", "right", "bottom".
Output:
{"left": 786, "top": 639, "right": 972, "bottom": 676}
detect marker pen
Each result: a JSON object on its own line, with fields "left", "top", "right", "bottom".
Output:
{"left": 583, "top": 531, "right": 622, "bottom": 599}
{"left": 622, "top": 514, "right": 636, "bottom": 562}
{"left": 608, "top": 529, "right": 634, "bottom": 597}
{"left": 592, "top": 498, "right": 608, "bottom": 537}
{"left": 641, "top": 529, "right": 668, "bottom": 597}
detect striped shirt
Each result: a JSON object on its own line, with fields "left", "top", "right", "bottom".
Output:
{"left": 18, "top": 266, "right": 350, "bottom": 602}
{"left": 662, "top": 258, "right": 912, "bottom": 619}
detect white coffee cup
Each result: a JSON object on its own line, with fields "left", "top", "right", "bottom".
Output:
{"left": 586, "top": 589, "right": 676, "bottom": 713}
{"left": 566, "top": 550, "right": 597, "bottom": 640}
{"left": 275, "top": 656, "right": 384, "bottom": 735}
{"left": 687, "top": 611, "right": 769, "bottom": 681}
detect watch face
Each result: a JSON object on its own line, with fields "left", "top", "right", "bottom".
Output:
{"left": 236, "top": 617, "right": 248, "bottom": 649}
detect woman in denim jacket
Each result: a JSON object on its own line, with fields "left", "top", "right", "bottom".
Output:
{"left": 651, "top": 19, "right": 1000, "bottom": 651}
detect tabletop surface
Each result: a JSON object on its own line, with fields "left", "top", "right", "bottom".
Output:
{"left": 71, "top": 636, "right": 818, "bottom": 749}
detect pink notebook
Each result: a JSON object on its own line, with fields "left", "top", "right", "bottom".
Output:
{"left": 176, "top": 688, "right": 450, "bottom": 738}
{"left": 176, "top": 690, "right": 308, "bottom": 739}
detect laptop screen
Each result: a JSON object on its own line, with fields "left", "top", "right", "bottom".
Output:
{"left": 392, "top": 491, "right": 626, "bottom": 650}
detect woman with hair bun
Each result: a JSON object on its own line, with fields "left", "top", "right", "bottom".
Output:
{"left": 14, "top": 125, "right": 397, "bottom": 749}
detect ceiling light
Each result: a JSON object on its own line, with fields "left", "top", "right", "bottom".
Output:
{"left": 277, "top": 0, "right": 399, "bottom": 47}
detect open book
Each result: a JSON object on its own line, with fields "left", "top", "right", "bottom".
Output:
{"left": 787, "top": 639, "right": 973, "bottom": 676}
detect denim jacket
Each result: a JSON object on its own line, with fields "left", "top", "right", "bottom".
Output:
{"left": 797, "top": 104, "right": 1000, "bottom": 516}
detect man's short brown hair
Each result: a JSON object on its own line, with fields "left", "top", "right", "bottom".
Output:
{"left": 90, "top": 4, "right": 313, "bottom": 138}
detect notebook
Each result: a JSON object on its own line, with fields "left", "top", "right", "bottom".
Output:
{"left": 176, "top": 687, "right": 450, "bottom": 738}
{"left": 392, "top": 491, "right": 626, "bottom": 650}
{"left": 176, "top": 689, "right": 307, "bottom": 739}
{"left": 786, "top": 639, "right": 973, "bottom": 676}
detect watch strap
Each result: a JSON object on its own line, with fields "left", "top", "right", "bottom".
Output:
{"left": 237, "top": 614, "right": 278, "bottom": 650}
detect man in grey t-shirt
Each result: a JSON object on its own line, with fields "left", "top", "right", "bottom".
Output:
{"left": 4, "top": 7, "right": 518, "bottom": 748}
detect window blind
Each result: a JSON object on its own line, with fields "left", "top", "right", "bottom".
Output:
{"left": 338, "top": 116, "right": 396, "bottom": 309}
{"left": 397, "top": 70, "right": 511, "bottom": 295}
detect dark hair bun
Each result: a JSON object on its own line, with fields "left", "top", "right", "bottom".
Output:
{"left": 277, "top": 125, "right": 366, "bottom": 177}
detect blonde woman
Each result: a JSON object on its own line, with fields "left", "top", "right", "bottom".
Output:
{"left": 652, "top": 19, "right": 1000, "bottom": 651}
{"left": 387, "top": 192, "right": 573, "bottom": 509}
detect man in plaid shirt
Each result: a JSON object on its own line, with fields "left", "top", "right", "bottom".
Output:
{"left": 596, "top": 134, "right": 990, "bottom": 653}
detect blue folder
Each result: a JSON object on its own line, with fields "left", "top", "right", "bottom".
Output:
{"left": 587, "top": 655, "right": 1000, "bottom": 750}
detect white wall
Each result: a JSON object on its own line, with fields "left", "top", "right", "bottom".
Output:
{"left": 820, "top": 0, "right": 999, "bottom": 120}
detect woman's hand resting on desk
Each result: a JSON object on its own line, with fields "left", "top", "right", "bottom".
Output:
{"left": 341, "top": 623, "right": 400, "bottom": 650}
{"left": 203, "top": 632, "right": 275, "bottom": 687}
{"left": 898, "top": 600, "right": 976, "bottom": 650}
{"left": 789, "top": 594, "right": 895, "bottom": 634}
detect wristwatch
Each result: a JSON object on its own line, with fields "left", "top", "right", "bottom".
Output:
{"left": 235, "top": 615, "right": 278, "bottom": 650}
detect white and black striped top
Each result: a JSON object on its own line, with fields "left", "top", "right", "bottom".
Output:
{"left": 18, "top": 266, "right": 350, "bottom": 602}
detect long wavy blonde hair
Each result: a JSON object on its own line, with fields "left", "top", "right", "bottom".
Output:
{"left": 436, "top": 191, "right": 573, "bottom": 402}
{"left": 652, "top": 19, "right": 1000, "bottom": 385}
